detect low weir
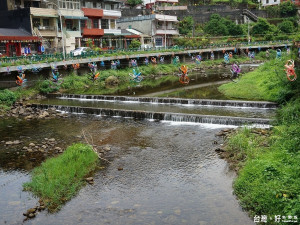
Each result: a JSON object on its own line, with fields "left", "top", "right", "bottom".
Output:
{"left": 31, "top": 103, "right": 272, "bottom": 126}
{"left": 48, "top": 94, "right": 278, "bottom": 109}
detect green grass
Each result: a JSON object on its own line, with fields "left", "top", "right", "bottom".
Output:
{"left": 23, "top": 143, "right": 99, "bottom": 212}
{"left": 220, "top": 52, "right": 300, "bottom": 222}
{"left": 218, "top": 55, "right": 300, "bottom": 103}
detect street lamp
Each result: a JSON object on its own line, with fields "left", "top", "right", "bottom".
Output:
{"left": 43, "top": 0, "right": 66, "bottom": 60}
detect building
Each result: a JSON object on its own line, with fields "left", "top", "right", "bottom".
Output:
{"left": 143, "top": 0, "right": 178, "bottom": 9}
{"left": 0, "top": 28, "right": 41, "bottom": 56}
{"left": 117, "top": 14, "right": 179, "bottom": 47}
{"left": 81, "top": 0, "right": 122, "bottom": 49}
{"left": 259, "top": 0, "right": 280, "bottom": 7}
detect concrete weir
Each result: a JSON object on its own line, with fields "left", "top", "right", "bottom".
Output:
{"left": 31, "top": 104, "right": 272, "bottom": 126}
{"left": 48, "top": 93, "right": 278, "bottom": 109}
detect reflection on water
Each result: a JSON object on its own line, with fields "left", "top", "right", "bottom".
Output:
{"left": 159, "top": 84, "right": 228, "bottom": 100}
{"left": 0, "top": 116, "right": 253, "bottom": 225}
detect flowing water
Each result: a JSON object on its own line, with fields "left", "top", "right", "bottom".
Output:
{"left": 0, "top": 116, "right": 254, "bottom": 225}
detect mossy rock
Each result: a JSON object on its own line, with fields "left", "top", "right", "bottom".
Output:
{"left": 105, "top": 76, "right": 119, "bottom": 88}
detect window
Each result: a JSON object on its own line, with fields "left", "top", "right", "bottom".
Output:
{"left": 87, "top": 19, "right": 92, "bottom": 29}
{"left": 43, "top": 19, "right": 50, "bottom": 27}
{"left": 105, "top": 4, "right": 111, "bottom": 10}
{"left": 266, "top": 0, "right": 269, "bottom": 3}
{"left": 66, "top": 19, "right": 73, "bottom": 31}
{"left": 93, "top": 19, "right": 99, "bottom": 28}
{"left": 32, "top": 18, "right": 40, "bottom": 28}
{"left": 57, "top": 19, "right": 61, "bottom": 31}
{"left": 80, "top": 20, "right": 86, "bottom": 29}
{"left": 110, "top": 19, "right": 115, "bottom": 29}
{"left": 101, "top": 19, "right": 109, "bottom": 29}
{"left": 155, "top": 37, "right": 163, "bottom": 46}
{"left": 93, "top": 2, "right": 97, "bottom": 8}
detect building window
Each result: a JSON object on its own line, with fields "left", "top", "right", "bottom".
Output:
{"left": 110, "top": 19, "right": 115, "bottom": 29}
{"left": 87, "top": 19, "right": 92, "bottom": 29}
{"left": 93, "top": 19, "right": 99, "bottom": 29}
{"left": 266, "top": 0, "right": 269, "bottom": 3}
{"left": 66, "top": 19, "right": 73, "bottom": 31}
{"left": 43, "top": 19, "right": 50, "bottom": 27}
{"left": 155, "top": 37, "right": 163, "bottom": 46}
{"left": 105, "top": 4, "right": 111, "bottom": 10}
{"left": 101, "top": 19, "right": 109, "bottom": 29}
{"left": 81, "top": 20, "right": 86, "bottom": 29}
{"left": 93, "top": 2, "right": 97, "bottom": 8}
{"left": 33, "top": 18, "right": 41, "bottom": 28}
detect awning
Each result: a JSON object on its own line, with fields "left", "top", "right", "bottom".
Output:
{"left": 64, "top": 16, "right": 88, "bottom": 20}
{"left": 124, "top": 35, "right": 140, "bottom": 38}
{"left": 0, "top": 36, "right": 41, "bottom": 41}
{"left": 32, "top": 14, "right": 58, "bottom": 17}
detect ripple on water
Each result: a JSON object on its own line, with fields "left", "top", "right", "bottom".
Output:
{"left": 0, "top": 116, "right": 253, "bottom": 225}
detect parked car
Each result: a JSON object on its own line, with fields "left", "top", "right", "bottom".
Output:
{"left": 70, "top": 47, "right": 91, "bottom": 56}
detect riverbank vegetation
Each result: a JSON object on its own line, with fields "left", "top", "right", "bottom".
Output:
{"left": 219, "top": 53, "right": 300, "bottom": 221}
{"left": 23, "top": 143, "right": 99, "bottom": 212}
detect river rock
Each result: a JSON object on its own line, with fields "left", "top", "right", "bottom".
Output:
{"left": 13, "top": 140, "right": 21, "bottom": 145}
{"left": 42, "top": 145, "right": 47, "bottom": 149}
{"left": 103, "top": 146, "right": 111, "bottom": 151}
{"left": 19, "top": 108, "right": 25, "bottom": 115}
{"left": 25, "top": 208, "right": 36, "bottom": 215}
{"left": 23, "top": 146, "right": 28, "bottom": 150}
{"left": 54, "top": 147, "right": 62, "bottom": 152}
{"left": 5, "top": 141, "right": 13, "bottom": 145}
{"left": 27, "top": 149, "right": 33, "bottom": 153}
{"left": 48, "top": 138, "right": 55, "bottom": 142}
{"left": 215, "top": 147, "right": 225, "bottom": 153}
{"left": 29, "top": 143, "right": 35, "bottom": 147}
{"left": 85, "top": 177, "right": 94, "bottom": 182}
{"left": 25, "top": 115, "right": 33, "bottom": 120}
{"left": 38, "top": 111, "right": 49, "bottom": 118}
{"left": 27, "top": 213, "right": 35, "bottom": 218}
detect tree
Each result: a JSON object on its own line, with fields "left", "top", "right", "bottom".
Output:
{"left": 129, "top": 39, "right": 141, "bottom": 49}
{"left": 178, "top": 16, "right": 194, "bottom": 35}
{"left": 279, "top": 1, "right": 297, "bottom": 17}
{"left": 278, "top": 20, "right": 294, "bottom": 33}
{"left": 126, "top": 0, "right": 143, "bottom": 7}
{"left": 250, "top": 18, "right": 272, "bottom": 35}
{"left": 204, "top": 14, "right": 244, "bottom": 36}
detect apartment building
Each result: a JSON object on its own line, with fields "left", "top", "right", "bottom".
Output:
{"left": 117, "top": 14, "right": 179, "bottom": 47}
{"left": 81, "top": 0, "right": 122, "bottom": 48}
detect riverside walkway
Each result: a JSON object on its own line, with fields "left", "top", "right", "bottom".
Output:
{"left": 0, "top": 41, "right": 292, "bottom": 73}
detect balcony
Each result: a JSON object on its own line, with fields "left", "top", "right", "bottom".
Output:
{"left": 82, "top": 28, "right": 104, "bottom": 36}
{"left": 104, "top": 29, "right": 121, "bottom": 35}
{"left": 65, "top": 30, "right": 81, "bottom": 37}
{"left": 155, "top": 29, "right": 179, "bottom": 35}
{"left": 103, "top": 10, "right": 121, "bottom": 18}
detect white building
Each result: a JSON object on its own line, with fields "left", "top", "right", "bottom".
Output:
{"left": 258, "top": 0, "right": 280, "bottom": 7}
{"left": 117, "top": 14, "right": 179, "bottom": 47}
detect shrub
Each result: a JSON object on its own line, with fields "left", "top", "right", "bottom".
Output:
{"left": 0, "top": 89, "right": 17, "bottom": 106}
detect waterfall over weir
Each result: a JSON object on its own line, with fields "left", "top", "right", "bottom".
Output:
{"left": 31, "top": 104, "right": 272, "bottom": 126}
{"left": 47, "top": 94, "right": 278, "bottom": 109}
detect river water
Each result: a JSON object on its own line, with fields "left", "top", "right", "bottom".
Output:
{"left": 0, "top": 115, "right": 254, "bottom": 225}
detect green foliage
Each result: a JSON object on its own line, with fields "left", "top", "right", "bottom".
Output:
{"left": 126, "top": 0, "right": 142, "bottom": 7}
{"left": 251, "top": 18, "right": 276, "bottom": 35}
{"left": 128, "top": 39, "right": 141, "bottom": 49}
{"left": 39, "top": 80, "right": 60, "bottom": 94}
{"left": 204, "top": 14, "right": 244, "bottom": 36}
{"left": 0, "top": 89, "right": 17, "bottom": 106}
{"left": 23, "top": 143, "right": 99, "bottom": 212}
{"left": 218, "top": 55, "right": 296, "bottom": 103}
{"left": 178, "top": 16, "right": 194, "bottom": 35}
{"left": 278, "top": 19, "right": 294, "bottom": 34}
{"left": 279, "top": 1, "right": 297, "bottom": 17}
{"left": 266, "top": 5, "right": 280, "bottom": 17}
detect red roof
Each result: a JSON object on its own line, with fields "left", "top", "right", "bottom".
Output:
{"left": 124, "top": 35, "right": 140, "bottom": 38}
{"left": 0, "top": 36, "right": 41, "bottom": 41}
{"left": 82, "top": 8, "right": 103, "bottom": 18}
{"left": 82, "top": 28, "right": 104, "bottom": 36}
